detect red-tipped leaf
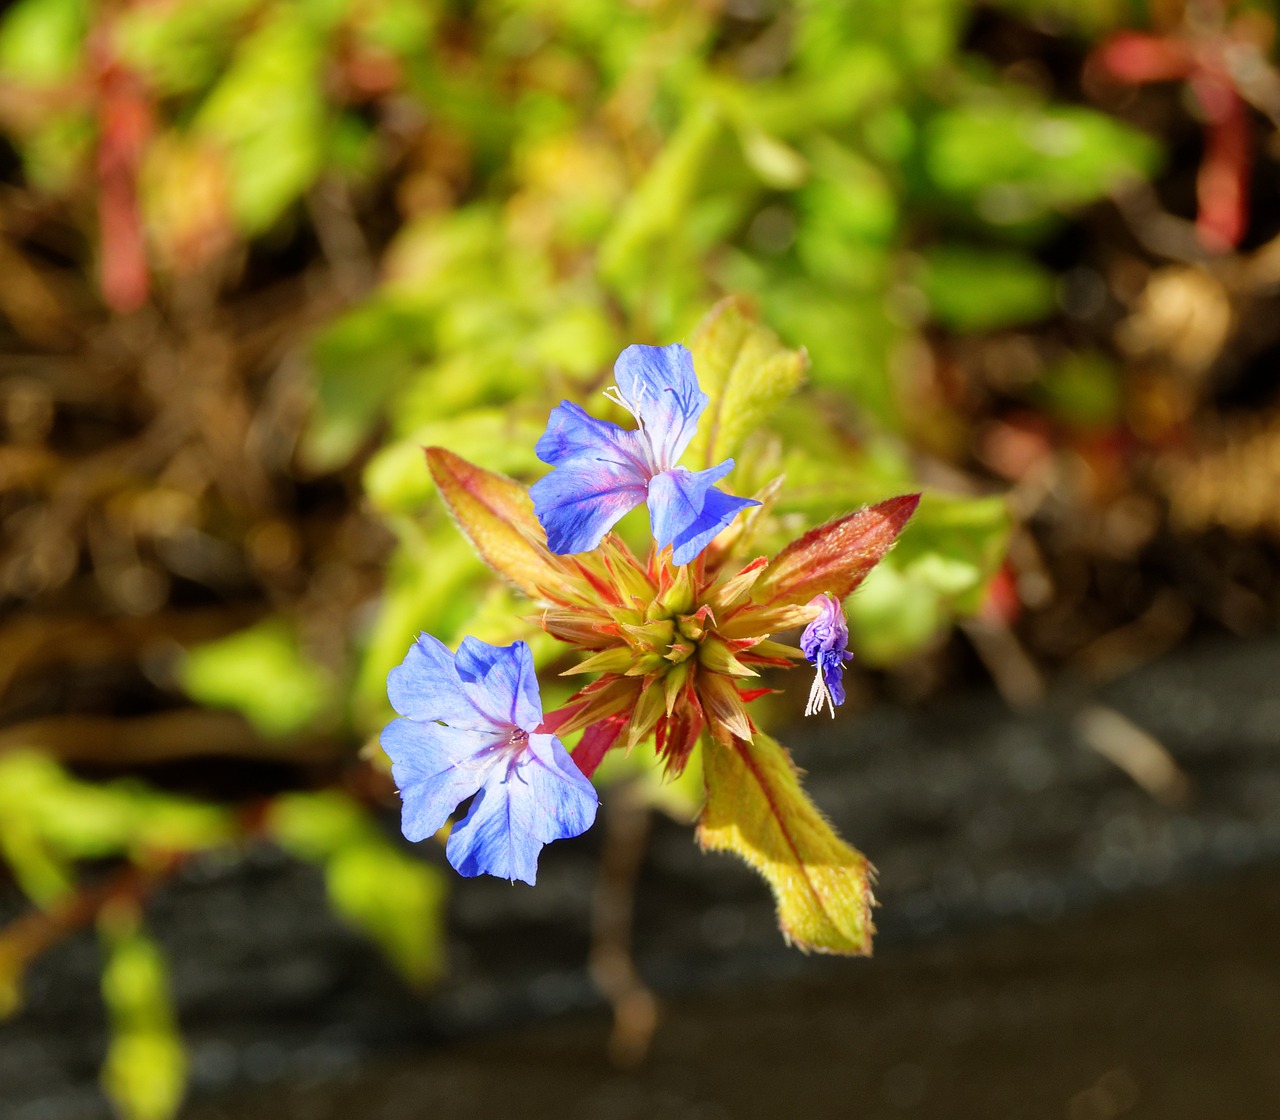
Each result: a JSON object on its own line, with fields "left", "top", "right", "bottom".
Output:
{"left": 755, "top": 494, "right": 920, "bottom": 607}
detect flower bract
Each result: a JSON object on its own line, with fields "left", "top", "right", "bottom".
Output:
{"left": 381, "top": 634, "right": 598, "bottom": 884}
{"left": 800, "top": 593, "right": 852, "bottom": 717}
{"left": 530, "top": 343, "right": 759, "bottom": 564}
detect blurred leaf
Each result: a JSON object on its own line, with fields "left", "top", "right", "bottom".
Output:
{"left": 764, "top": 282, "right": 901, "bottom": 424}
{"left": 16, "top": 111, "right": 95, "bottom": 192}
{"left": 268, "top": 791, "right": 447, "bottom": 986}
{"left": 354, "top": 0, "right": 437, "bottom": 55}
{"left": 353, "top": 531, "right": 481, "bottom": 727}
{"left": 0, "top": 811, "right": 73, "bottom": 904}
{"left": 738, "top": 126, "right": 809, "bottom": 189}
{"left": 0, "top": 753, "right": 233, "bottom": 863}
{"left": 917, "top": 245, "right": 1057, "bottom": 332}
{"left": 685, "top": 298, "right": 808, "bottom": 471}
{"left": 99, "top": 917, "right": 187, "bottom": 1120}
{"left": 326, "top": 839, "right": 446, "bottom": 986}
{"left": 640, "top": 738, "right": 705, "bottom": 822}
{"left": 925, "top": 98, "right": 1159, "bottom": 222}
{"left": 179, "top": 621, "right": 332, "bottom": 738}
{"left": 796, "top": 139, "right": 898, "bottom": 289}
{"left": 194, "top": 7, "right": 327, "bottom": 233}
{"left": 992, "top": 0, "right": 1129, "bottom": 35}
{"left": 267, "top": 790, "right": 371, "bottom": 862}
{"left": 1038, "top": 351, "right": 1122, "bottom": 428}
{"left": 301, "top": 297, "right": 436, "bottom": 472}
{"left": 115, "top": 0, "right": 258, "bottom": 96}
{"left": 0, "top": 0, "right": 86, "bottom": 84}
{"left": 698, "top": 731, "right": 874, "bottom": 955}
{"left": 598, "top": 102, "right": 721, "bottom": 291}
{"left": 844, "top": 559, "right": 945, "bottom": 664}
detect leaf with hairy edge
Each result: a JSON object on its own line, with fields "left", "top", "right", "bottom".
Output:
{"left": 698, "top": 732, "right": 875, "bottom": 955}
{"left": 425, "top": 447, "right": 573, "bottom": 602}
{"left": 755, "top": 494, "right": 920, "bottom": 607}
{"left": 686, "top": 298, "right": 809, "bottom": 471}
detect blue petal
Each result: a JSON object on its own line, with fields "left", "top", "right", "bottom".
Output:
{"left": 821, "top": 652, "right": 849, "bottom": 708}
{"left": 445, "top": 734, "right": 598, "bottom": 884}
{"left": 386, "top": 634, "right": 491, "bottom": 730}
{"left": 647, "top": 463, "right": 760, "bottom": 565}
{"left": 454, "top": 637, "right": 543, "bottom": 730}
{"left": 380, "top": 717, "right": 504, "bottom": 841}
{"left": 535, "top": 400, "right": 651, "bottom": 471}
{"left": 530, "top": 456, "right": 648, "bottom": 555}
{"left": 523, "top": 733, "right": 600, "bottom": 843}
{"left": 445, "top": 769, "right": 540, "bottom": 884}
{"left": 613, "top": 344, "right": 707, "bottom": 469}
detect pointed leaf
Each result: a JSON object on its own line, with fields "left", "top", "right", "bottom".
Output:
{"left": 756, "top": 494, "right": 920, "bottom": 607}
{"left": 698, "top": 732, "right": 874, "bottom": 955}
{"left": 686, "top": 298, "right": 809, "bottom": 470}
{"left": 426, "top": 447, "right": 575, "bottom": 602}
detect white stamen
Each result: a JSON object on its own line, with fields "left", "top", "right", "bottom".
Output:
{"left": 804, "top": 666, "right": 835, "bottom": 719}
{"left": 603, "top": 383, "right": 647, "bottom": 430}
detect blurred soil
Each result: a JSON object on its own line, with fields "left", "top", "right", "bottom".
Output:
{"left": 186, "top": 866, "right": 1280, "bottom": 1120}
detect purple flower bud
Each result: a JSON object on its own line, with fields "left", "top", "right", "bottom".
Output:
{"left": 800, "top": 594, "right": 852, "bottom": 718}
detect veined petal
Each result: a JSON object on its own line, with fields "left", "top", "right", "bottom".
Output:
{"left": 535, "top": 400, "right": 651, "bottom": 471}
{"left": 455, "top": 637, "right": 543, "bottom": 729}
{"left": 523, "top": 733, "right": 600, "bottom": 842}
{"left": 380, "top": 717, "right": 505, "bottom": 841}
{"left": 446, "top": 779, "right": 541, "bottom": 885}
{"left": 614, "top": 343, "right": 707, "bottom": 468}
{"left": 530, "top": 457, "right": 648, "bottom": 555}
{"left": 387, "top": 634, "right": 492, "bottom": 730}
{"left": 444, "top": 737, "right": 597, "bottom": 884}
{"left": 647, "top": 463, "right": 760, "bottom": 566}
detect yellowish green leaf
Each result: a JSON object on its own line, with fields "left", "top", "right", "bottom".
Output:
{"left": 685, "top": 298, "right": 808, "bottom": 471}
{"left": 698, "top": 731, "right": 874, "bottom": 955}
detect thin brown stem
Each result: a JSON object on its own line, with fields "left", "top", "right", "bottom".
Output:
{"left": 588, "top": 780, "right": 659, "bottom": 1069}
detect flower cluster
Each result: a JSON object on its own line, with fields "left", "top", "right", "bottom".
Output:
{"left": 382, "top": 327, "right": 918, "bottom": 953}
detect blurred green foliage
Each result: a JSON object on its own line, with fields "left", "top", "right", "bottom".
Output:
{"left": 178, "top": 620, "right": 334, "bottom": 738}
{"left": 0, "top": 0, "right": 1174, "bottom": 1112}
{"left": 268, "top": 790, "right": 447, "bottom": 986}
{"left": 99, "top": 910, "right": 187, "bottom": 1120}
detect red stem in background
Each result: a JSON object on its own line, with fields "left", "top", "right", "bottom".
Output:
{"left": 92, "top": 35, "right": 152, "bottom": 313}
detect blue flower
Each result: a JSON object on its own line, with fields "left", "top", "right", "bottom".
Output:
{"left": 381, "top": 634, "right": 598, "bottom": 884}
{"left": 801, "top": 594, "right": 853, "bottom": 718}
{"left": 530, "top": 343, "right": 759, "bottom": 565}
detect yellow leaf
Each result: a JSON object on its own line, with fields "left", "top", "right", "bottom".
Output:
{"left": 685, "top": 297, "right": 809, "bottom": 470}
{"left": 698, "top": 731, "right": 875, "bottom": 955}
